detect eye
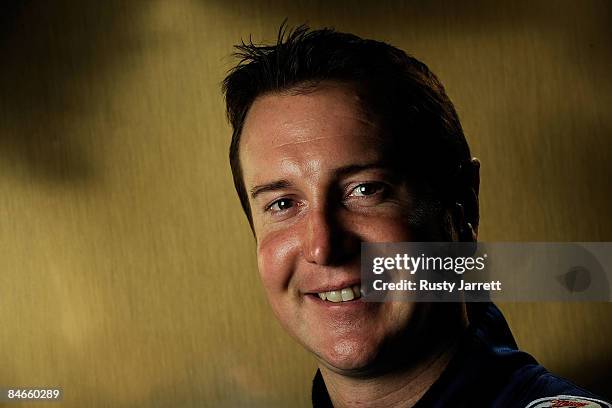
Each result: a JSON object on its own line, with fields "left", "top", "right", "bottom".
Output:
{"left": 267, "top": 198, "right": 295, "bottom": 213}
{"left": 348, "top": 182, "right": 386, "bottom": 198}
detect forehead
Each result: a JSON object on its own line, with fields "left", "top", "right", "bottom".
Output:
{"left": 240, "top": 83, "right": 387, "bottom": 184}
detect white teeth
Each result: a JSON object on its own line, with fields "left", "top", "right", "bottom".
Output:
{"left": 316, "top": 285, "right": 361, "bottom": 303}
{"left": 341, "top": 288, "right": 354, "bottom": 301}
{"left": 326, "top": 291, "right": 343, "bottom": 302}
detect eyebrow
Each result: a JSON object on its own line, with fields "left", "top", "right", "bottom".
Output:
{"left": 249, "top": 162, "right": 390, "bottom": 200}
{"left": 250, "top": 180, "right": 292, "bottom": 200}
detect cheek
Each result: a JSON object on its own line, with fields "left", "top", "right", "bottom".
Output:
{"left": 256, "top": 229, "right": 300, "bottom": 294}
{"left": 350, "top": 214, "right": 414, "bottom": 242}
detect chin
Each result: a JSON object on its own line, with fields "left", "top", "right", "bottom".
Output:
{"left": 315, "top": 336, "right": 383, "bottom": 374}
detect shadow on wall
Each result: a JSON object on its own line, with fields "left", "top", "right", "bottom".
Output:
{"left": 0, "top": 0, "right": 148, "bottom": 185}
{"left": 199, "top": 0, "right": 612, "bottom": 42}
{"left": 573, "top": 354, "right": 612, "bottom": 400}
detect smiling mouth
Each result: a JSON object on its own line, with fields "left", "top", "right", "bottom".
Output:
{"left": 316, "top": 285, "right": 362, "bottom": 303}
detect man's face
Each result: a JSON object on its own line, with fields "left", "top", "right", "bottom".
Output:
{"left": 240, "top": 82, "right": 421, "bottom": 373}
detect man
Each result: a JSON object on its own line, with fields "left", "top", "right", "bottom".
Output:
{"left": 222, "top": 24, "right": 610, "bottom": 408}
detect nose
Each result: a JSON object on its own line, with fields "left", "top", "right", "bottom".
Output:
{"left": 303, "top": 208, "right": 335, "bottom": 265}
{"left": 302, "top": 207, "right": 355, "bottom": 266}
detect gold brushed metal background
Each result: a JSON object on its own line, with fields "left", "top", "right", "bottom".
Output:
{"left": 0, "top": 1, "right": 610, "bottom": 406}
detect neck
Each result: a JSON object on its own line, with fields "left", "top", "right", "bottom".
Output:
{"left": 319, "top": 303, "right": 468, "bottom": 408}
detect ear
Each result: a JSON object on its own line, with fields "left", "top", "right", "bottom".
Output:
{"left": 454, "top": 158, "right": 480, "bottom": 241}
